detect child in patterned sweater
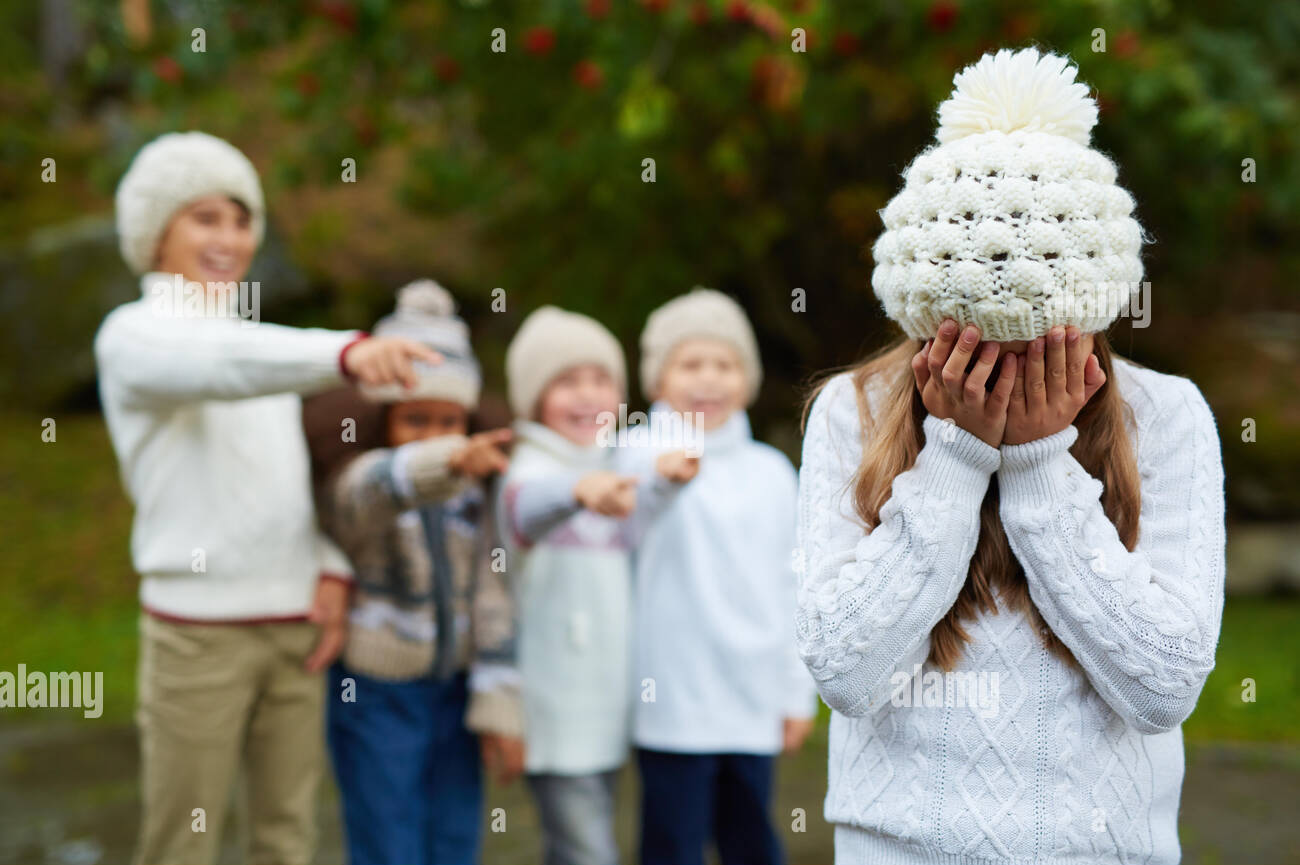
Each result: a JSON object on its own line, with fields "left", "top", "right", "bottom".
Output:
{"left": 312, "top": 282, "right": 522, "bottom": 865}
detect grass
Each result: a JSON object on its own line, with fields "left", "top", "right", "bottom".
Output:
{"left": 1, "top": 411, "right": 1297, "bottom": 743}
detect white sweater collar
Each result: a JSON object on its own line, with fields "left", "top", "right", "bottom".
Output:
{"left": 648, "top": 400, "right": 752, "bottom": 454}
{"left": 513, "top": 419, "right": 609, "bottom": 469}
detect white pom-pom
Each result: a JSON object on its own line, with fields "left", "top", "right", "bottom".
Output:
{"left": 397, "top": 279, "right": 455, "bottom": 316}
{"left": 936, "top": 48, "right": 1097, "bottom": 146}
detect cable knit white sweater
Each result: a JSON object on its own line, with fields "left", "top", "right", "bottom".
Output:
{"left": 795, "top": 358, "right": 1225, "bottom": 865}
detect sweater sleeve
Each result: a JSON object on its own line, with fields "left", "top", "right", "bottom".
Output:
{"left": 465, "top": 491, "right": 525, "bottom": 738}
{"left": 500, "top": 472, "right": 585, "bottom": 548}
{"left": 94, "top": 305, "right": 358, "bottom": 409}
{"left": 331, "top": 436, "right": 475, "bottom": 536}
{"left": 794, "top": 374, "right": 1001, "bottom": 717}
{"left": 315, "top": 531, "right": 354, "bottom": 583}
{"left": 996, "top": 378, "right": 1226, "bottom": 734}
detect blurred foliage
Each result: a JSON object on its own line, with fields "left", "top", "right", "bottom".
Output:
{"left": 0, "top": 0, "right": 1298, "bottom": 514}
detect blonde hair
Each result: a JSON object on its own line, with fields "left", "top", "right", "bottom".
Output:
{"left": 804, "top": 332, "right": 1143, "bottom": 670}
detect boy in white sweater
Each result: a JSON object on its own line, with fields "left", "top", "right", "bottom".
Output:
{"left": 95, "top": 131, "right": 434, "bottom": 865}
{"left": 631, "top": 288, "right": 818, "bottom": 865}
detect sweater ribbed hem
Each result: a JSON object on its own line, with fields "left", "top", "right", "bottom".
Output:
{"left": 918, "top": 414, "right": 1001, "bottom": 498}
{"left": 833, "top": 825, "right": 1115, "bottom": 865}
{"left": 997, "top": 424, "right": 1079, "bottom": 502}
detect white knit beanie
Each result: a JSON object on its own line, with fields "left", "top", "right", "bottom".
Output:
{"left": 115, "top": 131, "right": 266, "bottom": 275}
{"left": 505, "top": 307, "right": 627, "bottom": 418}
{"left": 639, "top": 287, "right": 762, "bottom": 404}
{"left": 872, "top": 48, "right": 1144, "bottom": 342}
{"left": 362, "top": 280, "right": 482, "bottom": 408}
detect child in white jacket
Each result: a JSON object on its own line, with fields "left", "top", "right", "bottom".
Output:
{"left": 630, "top": 288, "right": 818, "bottom": 865}
{"left": 498, "top": 306, "right": 694, "bottom": 865}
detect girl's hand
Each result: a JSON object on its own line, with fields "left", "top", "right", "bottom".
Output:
{"left": 342, "top": 336, "right": 442, "bottom": 390}
{"left": 782, "top": 717, "right": 815, "bottom": 753}
{"left": 449, "top": 429, "right": 513, "bottom": 479}
{"left": 574, "top": 471, "right": 638, "bottom": 517}
{"left": 913, "top": 320, "right": 1019, "bottom": 448}
{"left": 480, "top": 733, "right": 526, "bottom": 785}
{"left": 655, "top": 451, "right": 701, "bottom": 484}
{"left": 1003, "top": 326, "right": 1105, "bottom": 445}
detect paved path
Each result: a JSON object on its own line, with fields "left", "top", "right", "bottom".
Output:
{"left": 1, "top": 723, "right": 1297, "bottom": 864}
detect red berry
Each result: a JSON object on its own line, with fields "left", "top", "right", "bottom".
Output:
{"left": 524, "top": 26, "right": 556, "bottom": 56}
{"left": 153, "top": 56, "right": 182, "bottom": 84}
{"left": 1114, "top": 29, "right": 1140, "bottom": 58}
{"left": 689, "top": 2, "right": 710, "bottom": 24}
{"left": 926, "top": 0, "right": 957, "bottom": 33}
{"left": 832, "top": 31, "right": 859, "bottom": 56}
{"left": 572, "top": 59, "right": 604, "bottom": 90}
{"left": 314, "top": 0, "right": 357, "bottom": 33}
{"left": 586, "top": 0, "right": 611, "bottom": 18}
{"left": 434, "top": 56, "right": 460, "bottom": 83}
{"left": 726, "top": 1, "right": 751, "bottom": 22}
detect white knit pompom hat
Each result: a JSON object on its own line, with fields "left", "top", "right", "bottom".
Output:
{"left": 362, "top": 280, "right": 482, "bottom": 408}
{"left": 639, "top": 287, "right": 762, "bottom": 404}
{"left": 505, "top": 307, "right": 626, "bottom": 418}
{"left": 115, "top": 131, "right": 266, "bottom": 275}
{"left": 872, "top": 48, "right": 1144, "bottom": 342}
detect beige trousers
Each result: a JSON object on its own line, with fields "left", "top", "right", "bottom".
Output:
{"left": 133, "top": 614, "right": 324, "bottom": 865}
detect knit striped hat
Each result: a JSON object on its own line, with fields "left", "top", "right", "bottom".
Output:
{"left": 362, "top": 280, "right": 481, "bottom": 408}
{"left": 871, "top": 48, "right": 1144, "bottom": 342}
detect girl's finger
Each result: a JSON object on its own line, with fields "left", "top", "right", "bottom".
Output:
{"left": 1064, "top": 327, "right": 1086, "bottom": 398}
{"left": 964, "top": 341, "right": 999, "bottom": 403}
{"left": 988, "top": 351, "right": 1018, "bottom": 411}
{"left": 1025, "top": 337, "right": 1047, "bottom": 410}
{"left": 942, "top": 325, "right": 981, "bottom": 398}
{"left": 1008, "top": 353, "right": 1026, "bottom": 414}
{"left": 911, "top": 347, "right": 930, "bottom": 392}
{"left": 1045, "top": 326, "right": 1068, "bottom": 402}
{"left": 928, "top": 320, "right": 959, "bottom": 383}
{"left": 1083, "top": 353, "right": 1106, "bottom": 400}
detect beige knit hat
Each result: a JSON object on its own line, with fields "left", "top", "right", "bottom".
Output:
{"left": 361, "top": 280, "right": 481, "bottom": 408}
{"left": 871, "top": 48, "right": 1144, "bottom": 342}
{"left": 505, "top": 306, "right": 626, "bottom": 418}
{"left": 115, "top": 131, "right": 266, "bottom": 275}
{"left": 639, "top": 287, "right": 762, "bottom": 404}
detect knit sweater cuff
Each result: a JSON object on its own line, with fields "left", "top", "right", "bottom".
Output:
{"left": 997, "top": 425, "right": 1079, "bottom": 504}
{"left": 917, "top": 414, "right": 1001, "bottom": 499}
{"left": 392, "top": 435, "right": 476, "bottom": 506}
{"left": 465, "top": 683, "right": 525, "bottom": 738}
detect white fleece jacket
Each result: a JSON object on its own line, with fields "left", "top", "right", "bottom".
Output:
{"left": 796, "top": 358, "right": 1225, "bottom": 865}
{"left": 94, "top": 272, "right": 357, "bottom": 621}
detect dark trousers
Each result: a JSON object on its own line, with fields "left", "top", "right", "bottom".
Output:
{"left": 637, "top": 748, "right": 784, "bottom": 865}
{"left": 327, "top": 664, "right": 482, "bottom": 865}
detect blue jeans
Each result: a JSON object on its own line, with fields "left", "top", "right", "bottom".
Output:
{"left": 637, "top": 748, "right": 783, "bottom": 865}
{"left": 525, "top": 770, "right": 621, "bottom": 865}
{"left": 327, "top": 664, "right": 482, "bottom": 865}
